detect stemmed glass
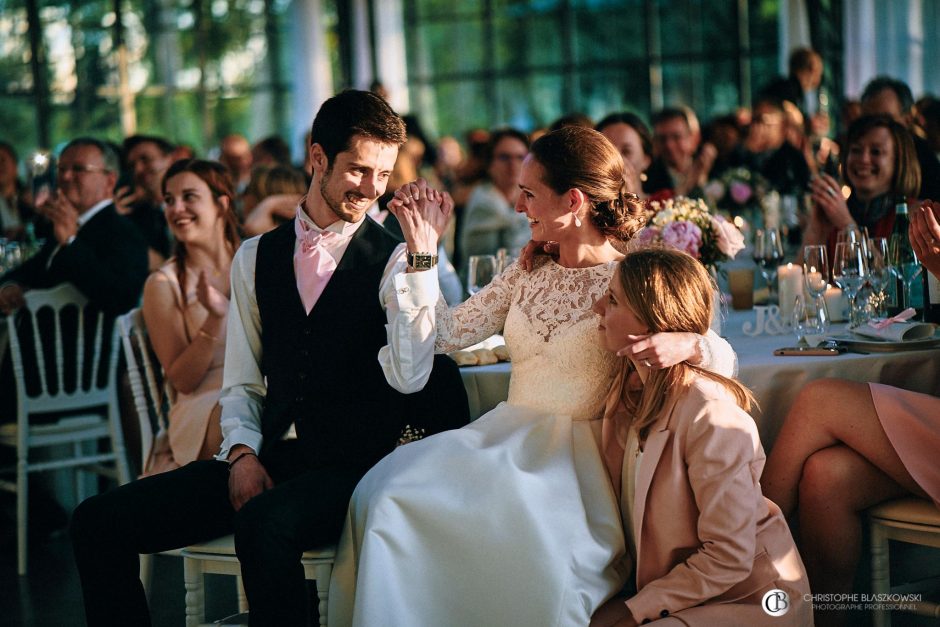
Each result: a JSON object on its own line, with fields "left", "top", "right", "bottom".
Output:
{"left": 752, "top": 228, "right": 785, "bottom": 303}
{"left": 832, "top": 241, "right": 869, "bottom": 327}
{"left": 802, "top": 244, "right": 830, "bottom": 321}
{"left": 792, "top": 293, "right": 831, "bottom": 347}
{"left": 467, "top": 255, "right": 497, "bottom": 295}
{"left": 866, "top": 237, "right": 892, "bottom": 318}
{"left": 889, "top": 232, "right": 923, "bottom": 316}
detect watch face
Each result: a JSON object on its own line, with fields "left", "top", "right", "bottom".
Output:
{"left": 412, "top": 254, "right": 434, "bottom": 269}
{"left": 409, "top": 253, "right": 437, "bottom": 269}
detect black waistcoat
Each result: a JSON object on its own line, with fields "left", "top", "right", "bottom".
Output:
{"left": 255, "top": 216, "right": 404, "bottom": 466}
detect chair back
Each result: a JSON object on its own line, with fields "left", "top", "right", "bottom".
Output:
{"left": 117, "top": 308, "right": 169, "bottom": 473}
{"left": 6, "top": 283, "right": 121, "bottom": 425}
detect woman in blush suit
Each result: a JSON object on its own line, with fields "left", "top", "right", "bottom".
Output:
{"left": 591, "top": 248, "right": 811, "bottom": 627}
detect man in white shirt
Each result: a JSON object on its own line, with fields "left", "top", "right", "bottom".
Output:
{"left": 71, "top": 91, "right": 468, "bottom": 627}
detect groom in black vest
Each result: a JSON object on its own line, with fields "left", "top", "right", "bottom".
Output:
{"left": 71, "top": 90, "right": 468, "bottom": 626}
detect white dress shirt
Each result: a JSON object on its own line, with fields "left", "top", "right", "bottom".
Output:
{"left": 216, "top": 210, "right": 427, "bottom": 459}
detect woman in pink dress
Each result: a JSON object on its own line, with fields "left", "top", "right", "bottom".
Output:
{"left": 762, "top": 200, "right": 940, "bottom": 626}
{"left": 140, "top": 159, "right": 240, "bottom": 474}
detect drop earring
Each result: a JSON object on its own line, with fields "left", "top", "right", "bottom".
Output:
{"left": 573, "top": 213, "right": 582, "bottom": 228}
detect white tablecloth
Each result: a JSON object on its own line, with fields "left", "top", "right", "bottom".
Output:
{"left": 459, "top": 310, "right": 940, "bottom": 450}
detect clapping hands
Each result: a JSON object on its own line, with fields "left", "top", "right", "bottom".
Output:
{"left": 196, "top": 270, "right": 229, "bottom": 320}
{"left": 387, "top": 178, "right": 453, "bottom": 255}
{"left": 808, "top": 174, "right": 852, "bottom": 230}
{"left": 39, "top": 190, "right": 81, "bottom": 245}
{"left": 911, "top": 200, "right": 940, "bottom": 279}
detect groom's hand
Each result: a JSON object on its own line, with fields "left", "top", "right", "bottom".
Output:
{"left": 227, "top": 445, "right": 273, "bottom": 511}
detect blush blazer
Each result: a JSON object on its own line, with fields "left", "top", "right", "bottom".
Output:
{"left": 602, "top": 374, "right": 812, "bottom": 626}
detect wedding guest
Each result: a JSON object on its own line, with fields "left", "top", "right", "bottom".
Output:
{"left": 241, "top": 164, "right": 307, "bottom": 236}
{"left": 596, "top": 112, "right": 653, "bottom": 199}
{"left": 590, "top": 248, "right": 810, "bottom": 627}
{"left": 645, "top": 106, "right": 717, "bottom": 198}
{"left": 328, "top": 126, "right": 736, "bottom": 626}
{"left": 458, "top": 128, "right": 532, "bottom": 260}
{"left": 732, "top": 97, "right": 812, "bottom": 195}
{"left": 760, "top": 47, "right": 829, "bottom": 138}
{"left": 140, "top": 159, "right": 239, "bottom": 475}
{"left": 763, "top": 202, "right": 940, "bottom": 626}
{"left": 802, "top": 115, "right": 921, "bottom": 260}
{"left": 71, "top": 90, "right": 468, "bottom": 627}
{"left": 0, "top": 141, "right": 38, "bottom": 240}
{"left": 118, "top": 134, "right": 175, "bottom": 269}
{"left": 219, "top": 133, "right": 253, "bottom": 196}
{"left": 252, "top": 135, "right": 292, "bottom": 167}
{"left": 861, "top": 76, "right": 940, "bottom": 200}
{"left": 0, "top": 137, "right": 148, "bottom": 316}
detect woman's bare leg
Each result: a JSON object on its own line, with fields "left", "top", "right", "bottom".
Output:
{"left": 762, "top": 378, "right": 924, "bottom": 517}
{"left": 798, "top": 445, "right": 907, "bottom": 626}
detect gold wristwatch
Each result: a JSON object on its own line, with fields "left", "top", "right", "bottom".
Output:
{"left": 406, "top": 251, "right": 438, "bottom": 270}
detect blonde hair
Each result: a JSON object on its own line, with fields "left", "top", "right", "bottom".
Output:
{"left": 615, "top": 248, "right": 753, "bottom": 440}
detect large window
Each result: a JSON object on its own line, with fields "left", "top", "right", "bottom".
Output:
{"left": 404, "top": 0, "right": 781, "bottom": 136}
{"left": 0, "top": 0, "right": 302, "bottom": 158}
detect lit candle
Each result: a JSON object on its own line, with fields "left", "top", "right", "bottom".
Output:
{"left": 777, "top": 263, "right": 803, "bottom": 320}
{"left": 823, "top": 284, "right": 848, "bottom": 322}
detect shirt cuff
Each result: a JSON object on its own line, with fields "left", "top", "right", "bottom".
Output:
{"left": 215, "top": 428, "right": 263, "bottom": 462}
{"left": 393, "top": 267, "right": 439, "bottom": 309}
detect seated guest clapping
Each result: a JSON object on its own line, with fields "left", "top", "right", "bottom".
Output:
{"left": 140, "top": 159, "right": 240, "bottom": 474}
{"left": 591, "top": 248, "right": 811, "bottom": 627}
{"left": 762, "top": 201, "right": 940, "bottom": 626}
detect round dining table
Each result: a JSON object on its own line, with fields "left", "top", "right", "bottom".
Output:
{"left": 458, "top": 309, "right": 940, "bottom": 451}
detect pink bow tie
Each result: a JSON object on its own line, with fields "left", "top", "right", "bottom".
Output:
{"left": 869, "top": 307, "right": 916, "bottom": 330}
{"left": 294, "top": 215, "right": 340, "bottom": 314}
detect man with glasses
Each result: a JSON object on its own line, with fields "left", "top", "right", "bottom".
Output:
{"left": 0, "top": 137, "right": 149, "bottom": 316}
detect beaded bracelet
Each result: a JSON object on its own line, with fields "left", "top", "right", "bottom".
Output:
{"left": 228, "top": 451, "right": 256, "bottom": 470}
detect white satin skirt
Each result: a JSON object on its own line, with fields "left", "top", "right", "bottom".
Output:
{"left": 328, "top": 402, "right": 627, "bottom": 627}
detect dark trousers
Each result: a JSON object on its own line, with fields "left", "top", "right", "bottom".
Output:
{"left": 70, "top": 440, "right": 369, "bottom": 627}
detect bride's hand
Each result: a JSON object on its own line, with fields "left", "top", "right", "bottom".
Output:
{"left": 519, "top": 239, "right": 559, "bottom": 272}
{"left": 387, "top": 178, "right": 452, "bottom": 253}
{"left": 616, "top": 332, "right": 701, "bottom": 369}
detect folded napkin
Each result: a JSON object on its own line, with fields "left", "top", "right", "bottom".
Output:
{"left": 853, "top": 309, "right": 936, "bottom": 342}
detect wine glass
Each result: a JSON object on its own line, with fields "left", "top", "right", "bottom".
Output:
{"left": 752, "top": 228, "right": 784, "bottom": 303}
{"left": 792, "top": 293, "right": 831, "bottom": 347}
{"left": 866, "top": 237, "right": 892, "bottom": 318}
{"left": 832, "top": 241, "right": 868, "bottom": 327}
{"left": 802, "top": 245, "right": 829, "bottom": 298}
{"left": 836, "top": 225, "right": 869, "bottom": 258}
{"left": 888, "top": 232, "right": 922, "bottom": 316}
{"left": 467, "top": 255, "right": 497, "bottom": 295}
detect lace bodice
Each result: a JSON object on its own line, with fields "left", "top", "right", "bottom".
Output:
{"left": 435, "top": 258, "right": 620, "bottom": 421}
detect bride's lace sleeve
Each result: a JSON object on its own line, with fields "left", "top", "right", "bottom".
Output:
{"left": 433, "top": 261, "right": 521, "bottom": 353}
{"left": 698, "top": 329, "right": 738, "bottom": 378}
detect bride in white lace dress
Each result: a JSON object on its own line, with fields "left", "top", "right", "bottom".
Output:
{"left": 328, "top": 127, "right": 736, "bottom": 627}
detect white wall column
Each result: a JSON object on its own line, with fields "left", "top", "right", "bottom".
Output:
{"left": 288, "top": 0, "right": 334, "bottom": 162}
{"left": 350, "top": 0, "right": 373, "bottom": 90}
{"left": 778, "top": 0, "right": 811, "bottom": 75}
{"left": 372, "top": 0, "right": 409, "bottom": 113}
{"left": 843, "top": 0, "right": 877, "bottom": 98}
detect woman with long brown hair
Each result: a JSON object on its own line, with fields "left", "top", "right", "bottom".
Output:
{"left": 591, "top": 248, "right": 810, "bottom": 626}
{"left": 140, "top": 159, "right": 240, "bottom": 474}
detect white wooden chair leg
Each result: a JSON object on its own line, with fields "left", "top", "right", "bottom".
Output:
{"left": 183, "top": 557, "right": 205, "bottom": 627}
{"left": 236, "top": 575, "right": 248, "bottom": 613}
{"left": 139, "top": 553, "right": 154, "bottom": 599}
{"left": 16, "top": 457, "right": 28, "bottom": 576}
{"left": 870, "top": 521, "right": 891, "bottom": 627}
{"left": 315, "top": 563, "right": 332, "bottom": 626}
{"left": 73, "top": 443, "right": 84, "bottom": 503}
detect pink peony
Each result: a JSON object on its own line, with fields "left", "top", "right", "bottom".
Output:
{"left": 661, "top": 221, "right": 702, "bottom": 258}
{"left": 729, "top": 180, "right": 753, "bottom": 205}
{"left": 710, "top": 215, "right": 745, "bottom": 258}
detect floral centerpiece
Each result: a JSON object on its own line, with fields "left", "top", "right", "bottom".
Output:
{"left": 636, "top": 196, "right": 745, "bottom": 271}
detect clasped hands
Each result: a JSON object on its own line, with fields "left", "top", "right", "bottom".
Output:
{"left": 37, "top": 189, "right": 81, "bottom": 245}
{"left": 386, "top": 178, "right": 454, "bottom": 259}
{"left": 911, "top": 200, "right": 940, "bottom": 279}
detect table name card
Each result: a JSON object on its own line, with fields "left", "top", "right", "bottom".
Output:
{"left": 742, "top": 305, "right": 788, "bottom": 336}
